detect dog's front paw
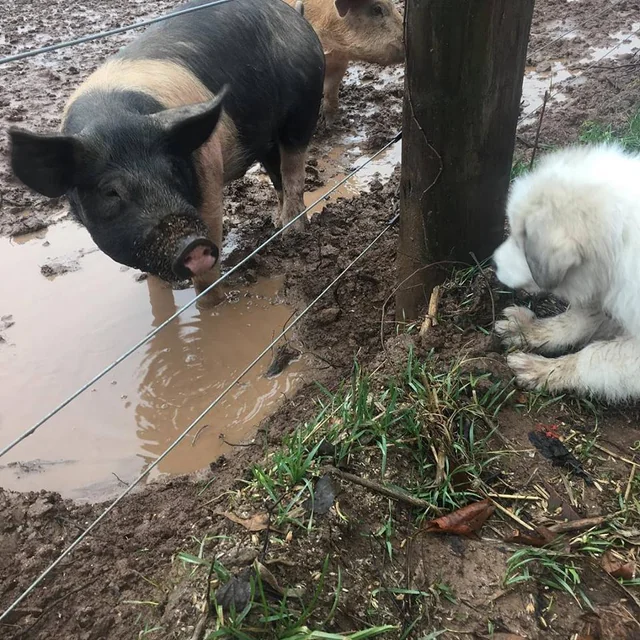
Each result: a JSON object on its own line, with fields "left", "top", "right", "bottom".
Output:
{"left": 507, "top": 351, "right": 562, "bottom": 391}
{"left": 495, "top": 306, "right": 537, "bottom": 350}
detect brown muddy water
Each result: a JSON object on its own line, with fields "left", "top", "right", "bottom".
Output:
{"left": 0, "top": 221, "right": 307, "bottom": 501}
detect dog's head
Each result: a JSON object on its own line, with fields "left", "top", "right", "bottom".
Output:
{"left": 493, "top": 150, "right": 593, "bottom": 297}
{"left": 494, "top": 225, "right": 582, "bottom": 295}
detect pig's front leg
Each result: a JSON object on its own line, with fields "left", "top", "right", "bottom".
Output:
{"left": 322, "top": 53, "right": 349, "bottom": 127}
{"left": 280, "top": 146, "right": 308, "bottom": 232}
{"left": 194, "top": 139, "right": 226, "bottom": 308}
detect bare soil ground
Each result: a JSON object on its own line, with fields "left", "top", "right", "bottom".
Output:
{"left": 2, "top": 1, "right": 640, "bottom": 639}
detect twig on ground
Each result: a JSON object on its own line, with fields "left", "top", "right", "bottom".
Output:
{"left": 418, "top": 285, "right": 441, "bottom": 337}
{"left": 189, "top": 556, "right": 217, "bottom": 640}
{"left": 517, "top": 134, "right": 554, "bottom": 150}
{"left": 594, "top": 443, "right": 639, "bottom": 467}
{"left": 489, "top": 498, "right": 535, "bottom": 531}
{"left": 624, "top": 464, "right": 637, "bottom": 504}
{"left": 222, "top": 438, "right": 255, "bottom": 448}
{"left": 323, "top": 466, "right": 438, "bottom": 511}
{"left": 530, "top": 90, "right": 550, "bottom": 169}
{"left": 589, "top": 558, "right": 640, "bottom": 613}
{"left": 486, "top": 493, "right": 543, "bottom": 501}
{"left": 379, "top": 260, "right": 469, "bottom": 349}
{"left": 191, "top": 424, "right": 210, "bottom": 446}
{"left": 260, "top": 493, "right": 287, "bottom": 561}
{"left": 111, "top": 472, "right": 128, "bottom": 486}
{"left": 546, "top": 515, "right": 609, "bottom": 534}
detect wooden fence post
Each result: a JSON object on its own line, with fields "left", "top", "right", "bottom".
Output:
{"left": 396, "top": 0, "right": 535, "bottom": 322}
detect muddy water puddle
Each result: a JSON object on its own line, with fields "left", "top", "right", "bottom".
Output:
{"left": 303, "top": 138, "right": 401, "bottom": 216}
{"left": 0, "top": 221, "right": 305, "bottom": 501}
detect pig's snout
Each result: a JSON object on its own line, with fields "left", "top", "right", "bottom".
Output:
{"left": 172, "top": 236, "right": 219, "bottom": 279}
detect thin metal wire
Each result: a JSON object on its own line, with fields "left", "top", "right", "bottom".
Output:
{"left": 0, "top": 212, "right": 399, "bottom": 624}
{"left": 0, "top": 0, "right": 235, "bottom": 66}
{"left": 0, "top": 131, "right": 401, "bottom": 461}
{"left": 519, "top": 22, "right": 640, "bottom": 124}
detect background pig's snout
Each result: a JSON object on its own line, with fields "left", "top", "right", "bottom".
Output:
{"left": 172, "top": 237, "right": 219, "bottom": 279}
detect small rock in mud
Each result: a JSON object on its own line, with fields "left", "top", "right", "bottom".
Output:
{"left": 215, "top": 568, "right": 253, "bottom": 612}
{"left": 317, "top": 439, "right": 337, "bottom": 458}
{"left": 27, "top": 496, "right": 55, "bottom": 518}
{"left": 317, "top": 307, "right": 341, "bottom": 325}
{"left": 40, "top": 259, "right": 80, "bottom": 279}
{"left": 321, "top": 244, "right": 339, "bottom": 258}
{"left": 266, "top": 344, "right": 300, "bottom": 378}
{"left": 303, "top": 474, "right": 337, "bottom": 515}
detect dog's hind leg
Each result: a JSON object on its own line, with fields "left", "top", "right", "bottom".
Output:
{"left": 506, "top": 336, "right": 640, "bottom": 402}
{"left": 495, "top": 305, "right": 620, "bottom": 355}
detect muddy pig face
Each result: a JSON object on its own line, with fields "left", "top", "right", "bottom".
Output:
{"left": 9, "top": 92, "right": 226, "bottom": 282}
{"left": 334, "top": 0, "right": 404, "bottom": 65}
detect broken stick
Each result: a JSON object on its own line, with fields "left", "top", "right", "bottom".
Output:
{"left": 323, "top": 466, "right": 438, "bottom": 511}
{"left": 547, "top": 515, "right": 609, "bottom": 534}
{"left": 419, "top": 285, "right": 441, "bottom": 337}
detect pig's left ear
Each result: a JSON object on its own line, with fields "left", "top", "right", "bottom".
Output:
{"left": 154, "top": 85, "right": 229, "bottom": 156}
{"left": 9, "top": 128, "right": 84, "bottom": 197}
{"left": 335, "top": 0, "right": 368, "bottom": 17}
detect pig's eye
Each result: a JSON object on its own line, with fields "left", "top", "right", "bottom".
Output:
{"left": 370, "top": 3, "right": 385, "bottom": 17}
{"left": 102, "top": 187, "right": 122, "bottom": 201}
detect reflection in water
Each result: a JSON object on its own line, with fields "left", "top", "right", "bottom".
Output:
{"left": 0, "top": 221, "right": 305, "bottom": 499}
{"left": 134, "top": 277, "right": 304, "bottom": 476}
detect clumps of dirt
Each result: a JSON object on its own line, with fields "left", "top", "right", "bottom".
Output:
{"left": 519, "top": 58, "right": 640, "bottom": 150}
{"left": 305, "top": 158, "right": 325, "bottom": 189}
{"left": 334, "top": 68, "right": 403, "bottom": 151}
{"left": 527, "top": 0, "right": 640, "bottom": 64}
{"left": 40, "top": 259, "right": 80, "bottom": 279}
{"left": 0, "top": 314, "right": 14, "bottom": 344}
{"left": 0, "top": 208, "right": 50, "bottom": 238}
{"left": 271, "top": 169, "right": 401, "bottom": 369}
{"left": 518, "top": 0, "right": 640, "bottom": 152}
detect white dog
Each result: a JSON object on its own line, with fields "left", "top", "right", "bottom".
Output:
{"left": 493, "top": 144, "right": 640, "bottom": 402}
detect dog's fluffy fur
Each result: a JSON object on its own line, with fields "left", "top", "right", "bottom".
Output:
{"left": 493, "top": 143, "right": 640, "bottom": 402}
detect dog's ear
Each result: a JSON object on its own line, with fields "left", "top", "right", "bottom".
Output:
{"left": 523, "top": 226, "right": 581, "bottom": 290}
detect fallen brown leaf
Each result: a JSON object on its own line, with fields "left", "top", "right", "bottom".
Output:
{"left": 218, "top": 511, "right": 270, "bottom": 532}
{"left": 423, "top": 498, "right": 495, "bottom": 537}
{"left": 602, "top": 550, "right": 636, "bottom": 580}
{"left": 504, "top": 525, "right": 556, "bottom": 547}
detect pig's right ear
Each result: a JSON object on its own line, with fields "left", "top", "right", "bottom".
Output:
{"left": 9, "top": 128, "right": 82, "bottom": 198}
{"left": 154, "top": 86, "right": 229, "bottom": 156}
